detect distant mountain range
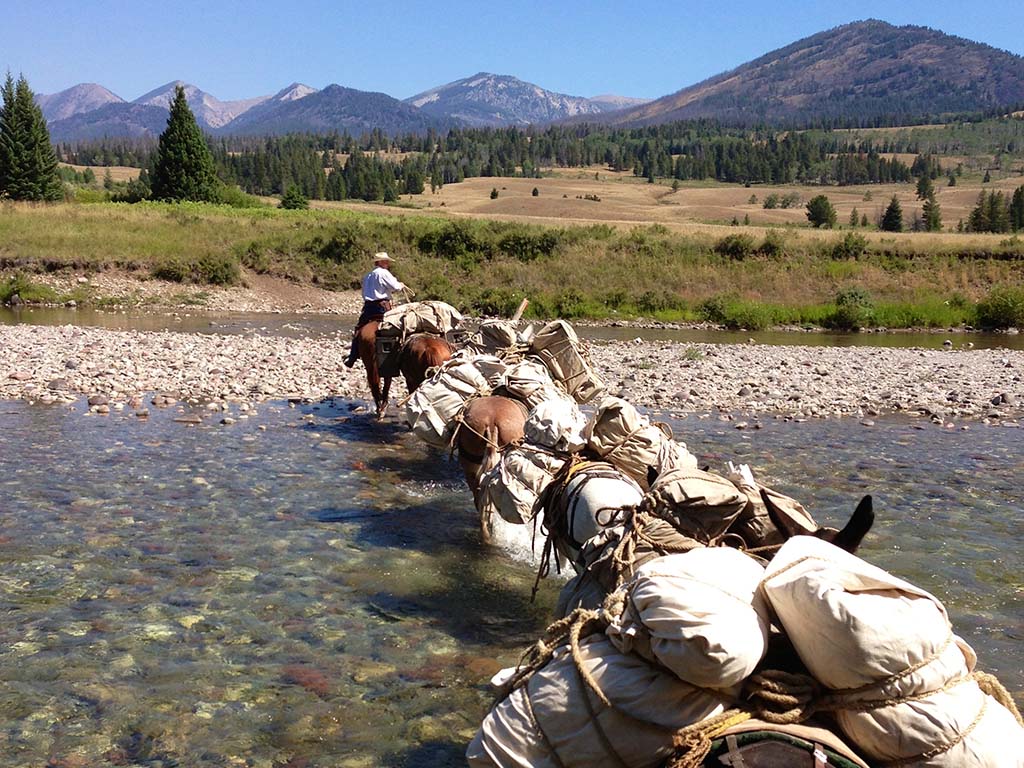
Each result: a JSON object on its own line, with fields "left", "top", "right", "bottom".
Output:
{"left": 38, "top": 20, "right": 1024, "bottom": 142}
{"left": 404, "top": 73, "right": 645, "bottom": 127}
{"left": 41, "top": 74, "right": 643, "bottom": 141}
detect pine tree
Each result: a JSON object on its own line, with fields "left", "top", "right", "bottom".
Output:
{"left": 849, "top": 207, "right": 859, "bottom": 227}
{"left": 0, "top": 73, "right": 63, "bottom": 201}
{"left": 150, "top": 85, "right": 219, "bottom": 202}
{"left": 880, "top": 195, "right": 903, "bottom": 232}
{"left": 922, "top": 194, "right": 942, "bottom": 232}
{"left": 915, "top": 175, "right": 934, "bottom": 201}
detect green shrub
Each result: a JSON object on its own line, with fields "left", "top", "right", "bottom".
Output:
{"left": 714, "top": 233, "right": 756, "bottom": 260}
{"left": 720, "top": 301, "right": 774, "bottom": 330}
{"left": 0, "top": 273, "right": 60, "bottom": 304}
{"left": 636, "top": 290, "right": 685, "bottom": 315}
{"left": 470, "top": 287, "right": 520, "bottom": 316}
{"left": 758, "top": 229, "right": 786, "bottom": 258}
{"left": 831, "top": 231, "right": 869, "bottom": 259}
{"left": 218, "top": 184, "right": 264, "bottom": 209}
{"left": 825, "top": 287, "right": 875, "bottom": 330}
{"left": 497, "top": 229, "right": 560, "bottom": 261}
{"left": 418, "top": 221, "right": 491, "bottom": 260}
{"left": 152, "top": 254, "right": 240, "bottom": 285}
{"left": 975, "top": 286, "right": 1024, "bottom": 329}
{"left": 317, "top": 225, "right": 371, "bottom": 264}
{"left": 555, "top": 290, "right": 588, "bottom": 318}
{"left": 697, "top": 295, "right": 731, "bottom": 324}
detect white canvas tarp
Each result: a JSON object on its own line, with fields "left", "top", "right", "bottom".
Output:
{"left": 467, "top": 636, "right": 734, "bottom": 768}
{"left": 403, "top": 355, "right": 506, "bottom": 447}
{"left": 378, "top": 300, "right": 462, "bottom": 337}
{"left": 584, "top": 396, "right": 697, "bottom": 489}
{"left": 762, "top": 537, "right": 1024, "bottom": 767}
{"left": 606, "top": 548, "right": 770, "bottom": 688}
{"left": 500, "top": 359, "right": 573, "bottom": 411}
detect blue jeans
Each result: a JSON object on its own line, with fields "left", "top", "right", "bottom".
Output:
{"left": 348, "top": 299, "right": 391, "bottom": 360}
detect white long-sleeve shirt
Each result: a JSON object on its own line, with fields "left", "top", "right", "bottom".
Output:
{"left": 361, "top": 266, "right": 405, "bottom": 301}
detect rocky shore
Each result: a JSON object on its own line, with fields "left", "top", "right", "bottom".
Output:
{"left": 1, "top": 324, "right": 1022, "bottom": 426}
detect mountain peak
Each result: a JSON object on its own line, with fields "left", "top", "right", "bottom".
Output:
{"left": 405, "top": 72, "right": 610, "bottom": 127}
{"left": 36, "top": 83, "right": 124, "bottom": 123}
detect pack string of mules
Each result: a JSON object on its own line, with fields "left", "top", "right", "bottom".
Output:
{"left": 356, "top": 300, "right": 1024, "bottom": 767}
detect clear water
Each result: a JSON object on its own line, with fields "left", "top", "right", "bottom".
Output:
{"left": 0, "top": 401, "right": 1020, "bottom": 767}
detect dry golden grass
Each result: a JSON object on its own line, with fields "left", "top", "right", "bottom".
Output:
{"left": 61, "top": 163, "right": 141, "bottom": 183}
{"left": 307, "top": 172, "right": 1024, "bottom": 254}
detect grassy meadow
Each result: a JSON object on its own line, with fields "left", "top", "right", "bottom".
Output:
{"left": 3, "top": 193, "right": 1024, "bottom": 329}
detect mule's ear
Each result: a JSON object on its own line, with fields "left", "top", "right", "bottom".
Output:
{"left": 831, "top": 495, "right": 874, "bottom": 554}
{"left": 761, "top": 487, "right": 804, "bottom": 540}
{"left": 646, "top": 465, "right": 659, "bottom": 488}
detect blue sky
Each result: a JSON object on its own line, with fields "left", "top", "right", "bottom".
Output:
{"left": 4, "top": 0, "right": 1024, "bottom": 101}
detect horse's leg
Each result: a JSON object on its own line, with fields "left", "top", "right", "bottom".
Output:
{"left": 377, "top": 376, "right": 393, "bottom": 420}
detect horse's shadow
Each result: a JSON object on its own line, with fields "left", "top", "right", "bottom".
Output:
{"left": 381, "top": 740, "right": 467, "bottom": 767}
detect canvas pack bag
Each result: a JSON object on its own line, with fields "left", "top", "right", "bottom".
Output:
{"left": 498, "top": 358, "right": 574, "bottom": 411}
{"left": 521, "top": 398, "right": 588, "bottom": 455}
{"left": 527, "top": 320, "right": 604, "bottom": 403}
{"left": 584, "top": 396, "right": 697, "bottom": 489}
{"left": 378, "top": 300, "right": 462, "bottom": 337}
{"left": 762, "top": 537, "right": 1024, "bottom": 767}
{"left": 403, "top": 355, "right": 506, "bottom": 447}
{"left": 466, "top": 636, "right": 735, "bottom": 768}
{"left": 477, "top": 446, "right": 567, "bottom": 525}
{"left": 464, "top": 319, "right": 524, "bottom": 359}
{"left": 605, "top": 548, "right": 770, "bottom": 689}
{"left": 643, "top": 466, "right": 748, "bottom": 544}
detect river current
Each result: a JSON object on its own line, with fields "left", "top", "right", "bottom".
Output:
{"left": 0, "top": 399, "right": 1021, "bottom": 766}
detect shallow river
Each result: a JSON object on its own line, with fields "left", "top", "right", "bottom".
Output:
{"left": 0, "top": 400, "right": 1021, "bottom": 767}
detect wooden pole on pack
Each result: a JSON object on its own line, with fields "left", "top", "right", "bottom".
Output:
{"left": 510, "top": 298, "right": 529, "bottom": 324}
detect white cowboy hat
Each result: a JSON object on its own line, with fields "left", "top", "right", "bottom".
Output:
{"left": 373, "top": 251, "right": 393, "bottom": 263}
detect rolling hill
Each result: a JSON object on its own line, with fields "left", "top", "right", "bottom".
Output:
{"left": 600, "top": 20, "right": 1024, "bottom": 127}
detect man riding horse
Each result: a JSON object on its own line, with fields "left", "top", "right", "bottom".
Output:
{"left": 344, "top": 251, "right": 407, "bottom": 369}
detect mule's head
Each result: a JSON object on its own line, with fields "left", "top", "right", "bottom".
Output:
{"left": 763, "top": 490, "right": 874, "bottom": 554}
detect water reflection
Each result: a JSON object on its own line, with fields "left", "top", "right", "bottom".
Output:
{"left": 0, "top": 401, "right": 1020, "bottom": 766}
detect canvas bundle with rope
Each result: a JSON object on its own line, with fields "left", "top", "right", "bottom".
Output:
{"left": 524, "top": 320, "right": 605, "bottom": 403}
{"left": 476, "top": 398, "right": 589, "bottom": 527}
{"left": 403, "top": 354, "right": 507, "bottom": 447}
{"left": 470, "top": 537, "right": 1024, "bottom": 768}
{"left": 376, "top": 300, "right": 463, "bottom": 377}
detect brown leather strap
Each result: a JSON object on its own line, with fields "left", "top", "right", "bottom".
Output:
{"left": 813, "top": 742, "right": 829, "bottom": 768}
{"left": 719, "top": 734, "right": 748, "bottom": 768}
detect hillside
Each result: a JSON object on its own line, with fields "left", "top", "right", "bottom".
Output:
{"left": 406, "top": 72, "right": 616, "bottom": 127}
{"left": 36, "top": 83, "right": 124, "bottom": 122}
{"left": 604, "top": 20, "right": 1024, "bottom": 127}
{"left": 47, "top": 102, "right": 169, "bottom": 142}
{"left": 223, "top": 84, "right": 450, "bottom": 136}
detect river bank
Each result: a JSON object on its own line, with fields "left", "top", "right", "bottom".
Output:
{"left": 2, "top": 324, "right": 1021, "bottom": 425}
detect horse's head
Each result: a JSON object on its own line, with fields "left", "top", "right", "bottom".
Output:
{"left": 763, "top": 490, "right": 874, "bottom": 554}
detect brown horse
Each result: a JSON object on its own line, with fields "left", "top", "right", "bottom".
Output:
{"left": 455, "top": 395, "right": 530, "bottom": 541}
{"left": 356, "top": 324, "right": 453, "bottom": 418}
